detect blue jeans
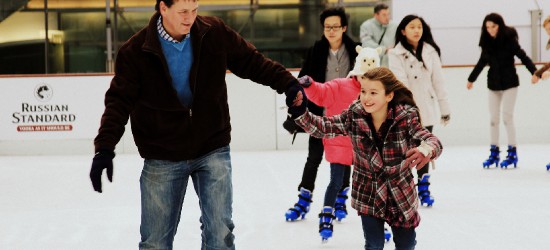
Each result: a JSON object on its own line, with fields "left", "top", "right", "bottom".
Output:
{"left": 323, "top": 163, "right": 346, "bottom": 207}
{"left": 139, "top": 145, "right": 235, "bottom": 250}
{"left": 361, "top": 216, "right": 416, "bottom": 250}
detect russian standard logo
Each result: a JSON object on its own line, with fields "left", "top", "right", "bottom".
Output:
{"left": 34, "top": 83, "right": 53, "bottom": 102}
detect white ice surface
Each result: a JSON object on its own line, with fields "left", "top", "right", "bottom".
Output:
{"left": 1, "top": 144, "right": 550, "bottom": 250}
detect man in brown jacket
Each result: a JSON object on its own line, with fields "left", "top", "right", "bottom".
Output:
{"left": 88, "top": 0, "right": 305, "bottom": 249}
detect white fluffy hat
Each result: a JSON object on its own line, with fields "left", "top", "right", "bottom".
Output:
{"left": 347, "top": 45, "right": 382, "bottom": 77}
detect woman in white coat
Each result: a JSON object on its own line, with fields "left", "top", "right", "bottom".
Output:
{"left": 389, "top": 14, "right": 450, "bottom": 207}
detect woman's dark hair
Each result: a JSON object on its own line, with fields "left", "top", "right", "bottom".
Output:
{"left": 395, "top": 15, "right": 441, "bottom": 63}
{"left": 320, "top": 7, "right": 348, "bottom": 28}
{"left": 478, "top": 12, "right": 518, "bottom": 50}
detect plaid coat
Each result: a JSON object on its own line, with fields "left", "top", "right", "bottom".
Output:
{"left": 295, "top": 102, "right": 442, "bottom": 228}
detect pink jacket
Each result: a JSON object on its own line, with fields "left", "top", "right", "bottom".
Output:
{"left": 304, "top": 77, "right": 360, "bottom": 165}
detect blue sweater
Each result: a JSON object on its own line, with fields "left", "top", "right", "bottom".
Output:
{"left": 158, "top": 33, "right": 194, "bottom": 107}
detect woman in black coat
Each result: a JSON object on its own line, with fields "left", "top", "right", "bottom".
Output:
{"left": 466, "top": 13, "right": 537, "bottom": 169}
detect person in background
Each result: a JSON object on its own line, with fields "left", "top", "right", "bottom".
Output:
{"left": 532, "top": 15, "right": 550, "bottom": 83}
{"left": 283, "top": 7, "right": 359, "bottom": 228}
{"left": 389, "top": 14, "right": 450, "bottom": 207}
{"left": 466, "top": 13, "right": 537, "bottom": 170}
{"left": 531, "top": 15, "right": 550, "bottom": 171}
{"left": 89, "top": 0, "right": 305, "bottom": 249}
{"left": 289, "top": 67, "right": 442, "bottom": 250}
{"left": 359, "top": 2, "right": 397, "bottom": 67}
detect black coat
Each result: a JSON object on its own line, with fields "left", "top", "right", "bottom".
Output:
{"left": 298, "top": 34, "right": 360, "bottom": 116}
{"left": 468, "top": 32, "right": 536, "bottom": 91}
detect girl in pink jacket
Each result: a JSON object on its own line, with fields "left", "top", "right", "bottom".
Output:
{"left": 298, "top": 74, "right": 358, "bottom": 242}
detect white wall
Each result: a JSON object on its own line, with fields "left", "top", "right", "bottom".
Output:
{"left": 1, "top": 66, "right": 550, "bottom": 156}
{"left": 391, "top": 0, "right": 550, "bottom": 65}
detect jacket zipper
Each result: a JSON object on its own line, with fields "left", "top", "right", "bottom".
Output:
{"left": 145, "top": 46, "right": 194, "bottom": 118}
{"left": 188, "top": 28, "right": 209, "bottom": 119}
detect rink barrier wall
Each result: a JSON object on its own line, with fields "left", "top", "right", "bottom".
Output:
{"left": 1, "top": 65, "right": 550, "bottom": 156}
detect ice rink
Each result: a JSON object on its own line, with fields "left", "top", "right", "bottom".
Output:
{"left": 1, "top": 144, "right": 550, "bottom": 250}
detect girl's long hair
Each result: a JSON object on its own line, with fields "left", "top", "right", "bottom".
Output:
{"left": 478, "top": 13, "right": 518, "bottom": 51}
{"left": 363, "top": 67, "right": 417, "bottom": 109}
{"left": 395, "top": 15, "right": 441, "bottom": 64}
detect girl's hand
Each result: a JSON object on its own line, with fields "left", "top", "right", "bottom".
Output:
{"left": 404, "top": 141, "right": 434, "bottom": 170}
{"left": 542, "top": 71, "right": 550, "bottom": 80}
{"left": 466, "top": 82, "right": 474, "bottom": 90}
{"left": 531, "top": 75, "right": 540, "bottom": 84}
{"left": 404, "top": 148, "right": 431, "bottom": 170}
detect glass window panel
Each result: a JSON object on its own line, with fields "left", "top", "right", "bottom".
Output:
{"left": 1, "top": 0, "right": 385, "bottom": 74}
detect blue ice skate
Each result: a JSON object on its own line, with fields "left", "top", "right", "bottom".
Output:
{"left": 319, "top": 206, "right": 335, "bottom": 243}
{"left": 417, "top": 174, "right": 434, "bottom": 207}
{"left": 334, "top": 187, "right": 349, "bottom": 221}
{"left": 285, "top": 187, "right": 312, "bottom": 221}
{"left": 483, "top": 145, "right": 500, "bottom": 168}
{"left": 500, "top": 145, "right": 518, "bottom": 169}
{"left": 384, "top": 227, "right": 392, "bottom": 243}
{"left": 547, "top": 162, "right": 550, "bottom": 171}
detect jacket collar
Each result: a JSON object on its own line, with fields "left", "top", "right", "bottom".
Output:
{"left": 390, "top": 104, "right": 415, "bottom": 122}
{"left": 350, "top": 101, "right": 415, "bottom": 124}
{"left": 142, "top": 12, "right": 211, "bottom": 54}
{"left": 394, "top": 42, "right": 436, "bottom": 56}
{"left": 392, "top": 43, "right": 409, "bottom": 55}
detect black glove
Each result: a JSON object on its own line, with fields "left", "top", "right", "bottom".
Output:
{"left": 283, "top": 114, "right": 304, "bottom": 134}
{"left": 288, "top": 99, "right": 307, "bottom": 117}
{"left": 89, "top": 150, "right": 115, "bottom": 193}
{"left": 285, "top": 80, "right": 308, "bottom": 117}
{"left": 282, "top": 115, "right": 299, "bottom": 144}
{"left": 285, "top": 80, "right": 305, "bottom": 107}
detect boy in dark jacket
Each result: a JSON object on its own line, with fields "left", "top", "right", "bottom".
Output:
{"left": 283, "top": 7, "right": 359, "bottom": 223}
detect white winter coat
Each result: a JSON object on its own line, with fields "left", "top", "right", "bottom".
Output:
{"left": 389, "top": 43, "right": 450, "bottom": 127}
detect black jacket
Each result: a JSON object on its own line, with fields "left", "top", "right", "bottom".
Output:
{"left": 468, "top": 32, "right": 536, "bottom": 91}
{"left": 298, "top": 34, "right": 360, "bottom": 116}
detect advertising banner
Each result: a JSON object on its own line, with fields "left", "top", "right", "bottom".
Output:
{"left": 0, "top": 75, "right": 112, "bottom": 140}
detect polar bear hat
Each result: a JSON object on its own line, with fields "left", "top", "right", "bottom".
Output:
{"left": 346, "top": 45, "right": 382, "bottom": 78}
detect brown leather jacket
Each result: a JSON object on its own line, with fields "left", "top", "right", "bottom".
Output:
{"left": 94, "top": 13, "right": 296, "bottom": 160}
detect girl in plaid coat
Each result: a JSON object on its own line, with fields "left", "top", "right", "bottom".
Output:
{"left": 290, "top": 67, "right": 442, "bottom": 249}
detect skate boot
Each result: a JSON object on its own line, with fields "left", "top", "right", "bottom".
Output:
{"left": 547, "top": 162, "right": 550, "bottom": 171}
{"left": 285, "top": 187, "right": 313, "bottom": 221}
{"left": 384, "top": 227, "right": 392, "bottom": 243}
{"left": 482, "top": 145, "right": 500, "bottom": 168}
{"left": 500, "top": 145, "right": 518, "bottom": 169}
{"left": 417, "top": 174, "right": 434, "bottom": 207}
{"left": 334, "top": 187, "right": 349, "bottom": 221}
{"left": 319, "top": 206, "right": 335, "bottom": 243}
